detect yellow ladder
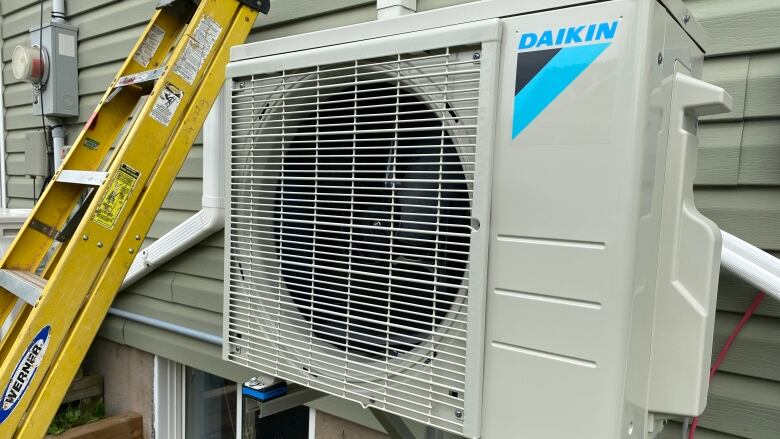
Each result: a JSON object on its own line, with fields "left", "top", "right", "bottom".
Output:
{"left": 0, "top": 0, "right": 265, "bottom": 436}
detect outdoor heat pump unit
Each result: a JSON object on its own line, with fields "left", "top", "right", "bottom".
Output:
{"left": 223, "top": 0, "right": 732, "bottom": 437}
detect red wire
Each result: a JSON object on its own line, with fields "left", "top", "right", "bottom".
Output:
{"left": 688, "top": 291, "right": 766, "bottom": 439}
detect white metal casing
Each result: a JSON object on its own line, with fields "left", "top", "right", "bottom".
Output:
{"left": 223, "top": 1, "right": 730, "bottom": 437}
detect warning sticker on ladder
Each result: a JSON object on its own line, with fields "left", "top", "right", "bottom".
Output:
{"left": 134, "top": 24, "right": 165, "bottom": 68}
{"left": 150, "top": 83, "right": 183, "bottom": 127}
{"left": 92, "top": 164, "right": 140, "bottom": 230}
{"left": 173, "top": 15, "right": 222, "bottom": 84}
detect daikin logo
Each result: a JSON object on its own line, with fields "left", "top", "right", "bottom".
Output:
{"left": 512, "top": 19, "right": 621, "bottom": 138}
{"left": 517, "top": 21, "right": 620, "bottom": 51}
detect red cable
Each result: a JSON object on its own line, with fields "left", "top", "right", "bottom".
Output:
{"left": 688, "top": 291, "right": 766, "bottom": 439}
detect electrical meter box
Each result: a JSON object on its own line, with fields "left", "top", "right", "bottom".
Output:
{"left": 30, "top": 21, "right": 79, "bottom": 117}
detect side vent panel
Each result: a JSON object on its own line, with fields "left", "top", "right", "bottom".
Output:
{"left": 226, "top": 45, "right": 483, "bottom": 433}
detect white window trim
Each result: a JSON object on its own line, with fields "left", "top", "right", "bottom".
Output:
{"left": 155, "top": 357, "right": 316, "bottom": 439}
{"left": 154, "top": 356, "right": 184, "bottom": 439}
{"left": 308, "top": 407, "right": 317, "bottom": 439}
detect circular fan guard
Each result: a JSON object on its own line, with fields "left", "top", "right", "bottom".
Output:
{"left": 277, "top": 82, "right": 471, "bottom": 360}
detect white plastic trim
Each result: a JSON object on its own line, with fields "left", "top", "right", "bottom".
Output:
{"left": 122, "top": 91, "right": 226, "bottom": 289}
{"left": 153, "top": 356, "right": 184, "bottom": 439}
{"left": 377, "top": 0, "right": 417, "bottom": 20}
{"left": 721, "top": 230, "right": 780, "bottom": 301}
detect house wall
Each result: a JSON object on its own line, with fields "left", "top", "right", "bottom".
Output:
{"left": 1, "top": 1, "right": 778, "bottom": 438}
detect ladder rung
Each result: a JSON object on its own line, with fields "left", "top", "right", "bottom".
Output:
{"left": 116, "top": 68, "right": 165, "bottom": 88}
{"left": 0, "top": 269, "right": 46, "bottom": 306}
{"left": 56, "top": 170, "right": 109, "bottom": 186}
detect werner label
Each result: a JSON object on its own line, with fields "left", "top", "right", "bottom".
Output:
{"left": 517, "top": 20, "right": 619, "bottom": 52}
{"left": 0, "top": 325, "right": 51, "bottom": 423}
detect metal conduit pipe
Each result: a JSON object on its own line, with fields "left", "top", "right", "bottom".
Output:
{"left": 51, "top": 0, "right": 66, "bottom": 23}
{"left": 107, "top": 307, "right": 221, "bottom": 346}
{"left": 50, "top": 120, "right": 66, "bottom": 172}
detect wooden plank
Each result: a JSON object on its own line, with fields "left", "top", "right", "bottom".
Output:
{"left": 43, "top": 412, "right": 143, "bottom": 439}
{"left": 61, "top": 373, "right": 104, "bottom": 404}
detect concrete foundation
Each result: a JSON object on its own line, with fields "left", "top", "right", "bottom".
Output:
{"left": 315, "top": 410, "right": 390, "bottom": 439}
{"left": 84, "top": 337, "right": 154, "bottom": 439}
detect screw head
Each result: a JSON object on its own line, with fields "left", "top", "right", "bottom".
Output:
{"left": 472, "top": 52, "right": 481, "bottom": 60}
{"left": 455, "top": 409, "right": 464, "bottom": 419}
{"left": 135, "top": 235, "right": 141, "bottom": 241}
{"left": 129, "top": 248, "right": 134, "bottom": 254}
{"left": 683, "top": 14, "right": 691, "bottom": 24}
{"left": 657, "top": 53, "right": 663, "bottom": 65}
{"left": 97, "top": 242, "right": 103, "bottom": 248}
{"left": 82, "top": 235, "right": 89, "bottom": 241}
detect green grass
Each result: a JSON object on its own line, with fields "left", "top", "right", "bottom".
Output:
{"left": 46, "top": 398, "right": 105, "bottom": 436}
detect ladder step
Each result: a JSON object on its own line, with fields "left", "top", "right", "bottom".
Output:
{"left": 56, "top": 170, "right": 109, "bottom": 186}
{"left": 0, "top": 269, "right": 46, "bottom": 306}
{"left": 116, "top": 68, "right": 165, "bottom": 88}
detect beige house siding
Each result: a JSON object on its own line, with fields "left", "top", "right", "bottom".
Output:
{"left": 1, "top": 1, "right": 778, "bottom": 438}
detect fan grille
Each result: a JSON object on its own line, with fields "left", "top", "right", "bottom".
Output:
{"left": 227, "top": 46, "right": 481, "bottom": 432}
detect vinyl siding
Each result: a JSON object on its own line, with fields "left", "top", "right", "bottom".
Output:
{"left": 1, "top": 1, "right": 778, "bottom": 438}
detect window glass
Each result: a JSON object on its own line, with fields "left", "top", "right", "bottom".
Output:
{"left": 185, "top": 367, "right": 237, "bottom": 439}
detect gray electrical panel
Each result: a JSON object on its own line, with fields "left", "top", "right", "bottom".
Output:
{"left": 30, "top": 21, "right": 79, "bottom": 117}
{"left": 24, "top": 129, "right": 49, "bottom": 179}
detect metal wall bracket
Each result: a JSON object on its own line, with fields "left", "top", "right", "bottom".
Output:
{"left": 370, "top": 408, "right": 416, "bottom": 439}
{"left": 243, "top": 384, "right": 325, "bottom": 420}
